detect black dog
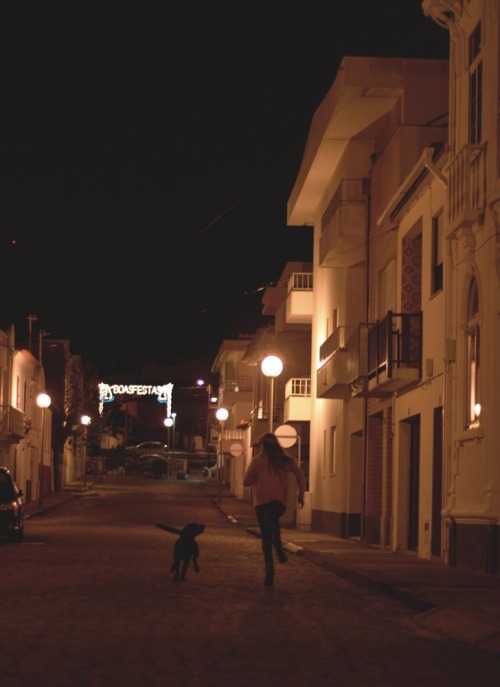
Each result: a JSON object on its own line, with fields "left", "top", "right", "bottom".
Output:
{"left": 155, "top": 522, "right": 205, "bottom": 582}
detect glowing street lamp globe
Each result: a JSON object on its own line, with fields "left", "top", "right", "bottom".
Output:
{"left": 261, "top": 355, "right": 283, "bottom": 431}
{"left": 36, "top": 392, "right": 51, "bottom": 409}
{"left": 261, "top": 355, "right": 283, "bottom": 378}
{"left": 215, "top": 407, "right": 229, "bottom": 423}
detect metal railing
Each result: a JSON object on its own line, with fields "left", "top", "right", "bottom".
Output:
{"left": 367, "top": 311, "right": 422, "bottom": 381}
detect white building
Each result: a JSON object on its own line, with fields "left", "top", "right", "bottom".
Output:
{"left": 286, "top": 1, "right": 500, "bottom": 575}
{"left": 0, "top": 325, "right": 52, "bottom": 503}
{"left": 423, "top": 0, "right": 500, "bottom": 572}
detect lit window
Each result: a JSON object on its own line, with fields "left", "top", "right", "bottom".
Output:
{"left": 431, "top": 212, "right": 443, "bottom": 295}
{"left": 466, "top": 277, "right": 481, "bottom": 427}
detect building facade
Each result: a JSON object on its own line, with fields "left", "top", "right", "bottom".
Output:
{"left": 284, "top": 0, "right": 500, "bottom": 574}
{"left": 423, "top": 0, "right": 500, "bottom": 572}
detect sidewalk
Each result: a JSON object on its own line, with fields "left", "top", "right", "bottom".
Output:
{"left": 24, "top": 477, "right": 500, "bottom": 657}
{"left": 212, "top": 493, "right": 500, "bottom": 658}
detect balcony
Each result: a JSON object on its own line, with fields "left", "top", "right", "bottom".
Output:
{"left": 319, "top": 326, "right": 349, "bottom": 362}
{"left": 0, "top": 405, "right": 27, "bottom": 443}
{"left": 319, "top": 314, "right": 422, "bottom": 399}
{"left": 318, "top": 326, "right": 368, "bottom": 399}
{"left": 284, "top": 377, "right": 311, "bottom": 422}
{"left": 317, "top": 352, "right": 351, "bottom": 399}
{"left": 319, "top": 178, "right": 367, "bottom": 268}
{"left": 285, "top": 272, "right": 313, "bottom": 324}
{"left": 218, "top": 376, "right": 254, "bottom": 407}
{"left": 447, "top": 143, "right": 486, "bottom": 237}
{"left": 351, "top": 312, "right": 422, "bottom": 397}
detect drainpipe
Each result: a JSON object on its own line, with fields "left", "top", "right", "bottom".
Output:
{"left": 361, "top": 176, "right": 371, "bottom": 543}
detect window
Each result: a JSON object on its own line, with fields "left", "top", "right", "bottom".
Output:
{"left": 466, "top": 276, "right": 481, "bottom": 427}
{"left": 469, "top": 22, "right": 482, "bottom": 144}
{"left": 431, "top": 211, "right": 443, "bottom": 294}
{"left": 378, "top": 259, "right": 396, "bottom": 317}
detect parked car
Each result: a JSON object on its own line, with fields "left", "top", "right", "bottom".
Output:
{"left": 125, "top": 441, "right": 168, "bottom": 459}
{"left": 0, "top": 467, "right": 25, "bottom": 543}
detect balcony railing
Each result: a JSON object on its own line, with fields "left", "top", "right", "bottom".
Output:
{"left": 285, "top": 272, "right": 313, "bottom": 325}
{"left": 319, "top": 326, "right": 348, "bottom": 362}
{"left": 318, "top": 326, "right": 367, "bottom": 399}
{"left": 319, "top": 313, "right": 422, "bottom": 398}
{"left": 287, "top": 272, "right": 313, "bottom": 292}
{"left": 284, "top": 377, "right": 311, "bottom": 422}
{"left": 285, "top": 377, "right": 311, "bottom": 398}
{"left": 364, "top": 311, "right": 422, "bottom": 395}
{"left": 447, "top": 143, "right": 486, "bottom": 237}
{"left": 0, "top": 405, "right": 27, "bottom": 442}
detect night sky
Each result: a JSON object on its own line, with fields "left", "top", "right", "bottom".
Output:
{"left": 3, "top": 3, "right": 449, "bottom": 378}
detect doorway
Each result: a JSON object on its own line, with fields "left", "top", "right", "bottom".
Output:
{"left": 403, "top": 415, "right": 420, "bottom": 551}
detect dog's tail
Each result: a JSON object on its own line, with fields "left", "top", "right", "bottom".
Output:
{"left": 155, "top": 523, "right": 182, "bottom": 535}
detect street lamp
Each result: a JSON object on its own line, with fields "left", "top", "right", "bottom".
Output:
{"left": 81, "top": 414, "right": 91, "bottom": 488}
{"left": 261, "top": 355, "right": 283, "bottom": 432}
{"left": 36, "top": 391, "right": 51, "bottom": 510}
{"left": 215, "top": 407, "right": 229, "bottom": 503}
{"left": 171, "top": 413, "right": 176, "bottom": 453}
{"left": 197, "top": 379, "right": 218, "bottom": 451}
{"left": 164, "top": 416, "right": 174, "bottom": 453}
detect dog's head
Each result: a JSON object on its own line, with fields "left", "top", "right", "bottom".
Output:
{"left": 181, "top": 523, "right": 205, "bottom": 539}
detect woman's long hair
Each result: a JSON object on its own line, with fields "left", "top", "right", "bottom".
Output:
{"left": 258, "top": 432, "right": 292, "bottom": 473}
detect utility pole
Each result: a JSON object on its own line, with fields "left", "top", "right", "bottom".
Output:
{"left": 38, "top": 330, "right": 47, "bottom": 364}
{"left": 27, "top": 314, "right": 37, "bottom": 355}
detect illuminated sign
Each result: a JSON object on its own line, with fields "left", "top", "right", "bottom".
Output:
{"left": 98, "top": 382, "right": 173, "bottom": 415}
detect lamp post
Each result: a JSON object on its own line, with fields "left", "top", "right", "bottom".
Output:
{"left": 36, "top": 391, "right": 51, "bottom": 510}
{"left": 171, "top": 412, "right": 176, "bottom": 453}
{"left": 197, "top": 379, "right": 217, "bottom": 451}
{"left": 81, "top": 414, "right": 91, "bottom": 488}
{"left": 164, "top": 416, "right": 173, "bottom": 453}
{"left": 215, "top": 407, "right": 229, "bottom": 503}
{"left": 261, "top": 355, "right": 283, "bottom": 432}
{"left": 164, "top": 415, "right": 174, "bottom": 478}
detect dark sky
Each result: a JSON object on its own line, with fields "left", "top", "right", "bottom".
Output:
{"left": 2, "top": 3, "right": 449, "bottom": 378}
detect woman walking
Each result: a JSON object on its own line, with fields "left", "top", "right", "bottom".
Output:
{"left": 243, "top": 432, "right": 306, "bottom": 586}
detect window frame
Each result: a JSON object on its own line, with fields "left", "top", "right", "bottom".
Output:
{"left": 465, "top": 276, "right": 481, "bottom": 428}
{"left": 431, "top": 211, "right": 444, "bottom": 295}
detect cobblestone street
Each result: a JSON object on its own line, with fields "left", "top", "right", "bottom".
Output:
{"left": 4, "top": 477, "right": 499, "bottom": 687}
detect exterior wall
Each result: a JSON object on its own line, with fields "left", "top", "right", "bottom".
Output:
{"left": 296, "top": 1, "right": 500, "bottom": 574}
{"left": 289, "top": 56, "right": 449, "bottom": 543}
{"left": 12, "top": 351, "right": 37, "bottom": 500}
{"left": 435, "top": 0, "right": 500, "bottom": 573}
{"left": 391, "top": 173, "right": 447, "bottom": 560}
{"left": 309, "top": 243, "right": 350, "bottom": 534}
{"left": 0, "top": 330, "right": 51, "bottom": 504}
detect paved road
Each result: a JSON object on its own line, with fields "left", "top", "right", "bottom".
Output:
{"left": 4, "top": 476, "right": 499, "bottom": 687}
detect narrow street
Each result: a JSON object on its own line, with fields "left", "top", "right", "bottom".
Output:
{"left": 3, "top": 476, "right": 498, "bottom": 687}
